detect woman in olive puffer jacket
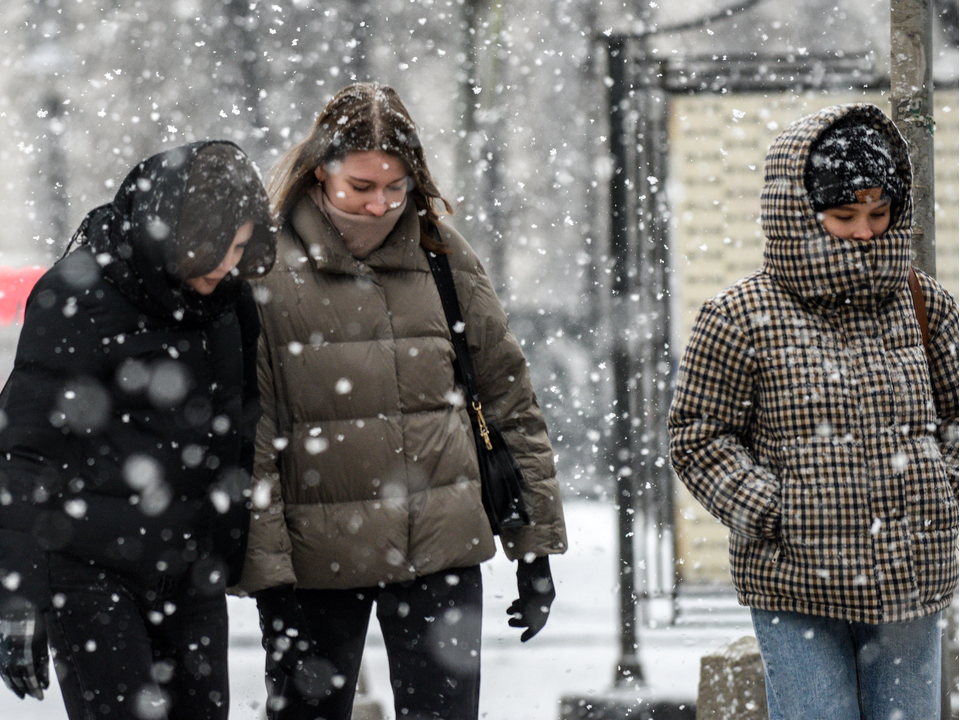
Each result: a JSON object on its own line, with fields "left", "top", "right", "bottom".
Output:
{"left": 234, "top": 82, "right": 567, "bottom": 720}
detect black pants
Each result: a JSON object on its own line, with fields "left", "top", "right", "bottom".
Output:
{"left": 265, "top": 565, "right": 483, "bottom": 720}
{"left": 46, "top": 553, "right": 230, "bottom": 720}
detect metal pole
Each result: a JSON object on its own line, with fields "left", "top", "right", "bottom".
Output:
{"left": 890, "top": 4, "right": 951, "bottom": 717}
{"left": 606, "top": 34, "right": 644, "bottom": 687}
{"left": 42, "top": 92, "right": 70, "bottom": 258}
{"left": 891, "top": 0, "right": 936, "bottom": 276}
{"left": 634, "top": 67, "right": 676, "bottom": 624}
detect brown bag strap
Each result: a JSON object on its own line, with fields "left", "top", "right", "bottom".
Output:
{"left": 907, "top": 266, "right": 931, "bottom": 363}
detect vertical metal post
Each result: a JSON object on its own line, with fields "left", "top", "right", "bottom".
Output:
{"left": 891, "top": 0, "right": 936, "bottom": 276}
{"left": 632, "top": 62, "right": 677, "bottom": 626}
{"left": 23, "top": 0, "right": 72, "bottom": 259}
{"left": 890, "top": 4, "right": 951, "bottom": 717}
{"left": 41, "top": 92, "right": 70, "bottom": 258}
{"left": 606, "top": 35, "right": 644, "bottom": 687}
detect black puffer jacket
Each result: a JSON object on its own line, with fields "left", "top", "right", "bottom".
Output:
{"left": 0, "top": 141, "right": 271, "bottom": 611}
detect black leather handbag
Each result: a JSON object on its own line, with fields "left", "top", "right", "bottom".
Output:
{"left": 425, "top": 237, "right": 530, "bottom": 535}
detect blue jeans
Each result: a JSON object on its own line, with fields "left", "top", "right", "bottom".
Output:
{"left": 751, "top": 608, "right": 942, "bottom": 720}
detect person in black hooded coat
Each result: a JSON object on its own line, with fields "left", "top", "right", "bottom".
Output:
{"left": 0, "top": 141, "right": 277, "bottom": 720}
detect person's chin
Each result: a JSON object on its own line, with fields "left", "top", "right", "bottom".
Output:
{"left": 186, "top": 279, "right": 219, "bottom": 295}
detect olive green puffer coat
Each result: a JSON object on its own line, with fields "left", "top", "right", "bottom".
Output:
{"left": 234, "top": 198, "right": 567, "bottom": 594}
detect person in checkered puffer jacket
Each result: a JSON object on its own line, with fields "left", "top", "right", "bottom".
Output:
{"left": 669, "top": 103, "right": 958, "bottom": 720}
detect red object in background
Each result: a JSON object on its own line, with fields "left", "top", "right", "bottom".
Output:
{"left": 0, "top": 266, "right": 47, "bottom": 326}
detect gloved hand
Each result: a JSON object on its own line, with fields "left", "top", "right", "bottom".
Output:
{"left": 507, "top": 555, "right": 556, "bottom": 642}
{"left": 254, "top": 584, "right": 316, "bottom": 676}
{"left": 0, "top": 600, "right": 49, "bottom": 700}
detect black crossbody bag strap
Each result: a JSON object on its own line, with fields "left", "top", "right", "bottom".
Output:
{"left": 424, "top": 226, "right": 530, "bottom": 533}
{"left": 425, "top": 238, "right": 480, "bottom": 405}
{"left": 425, "top": 230, "right": 502, "bottom": 457}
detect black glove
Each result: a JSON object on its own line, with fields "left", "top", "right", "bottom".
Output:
{"left": 0, "top": 600, "right": 49, "bottom": 700}
{"left": 507, "top": 555, "right": 556, "bottom": 642}
{"left": 255, "top": 585, "right": 316, "bottom": 676}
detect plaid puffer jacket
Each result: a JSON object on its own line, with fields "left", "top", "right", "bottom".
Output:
{"left": 669, "top": 103, "right": 959, "bottom": 624}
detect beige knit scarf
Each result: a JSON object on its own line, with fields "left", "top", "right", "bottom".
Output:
{"left": 310, "top": 185, "right": 406, "bottom": 259}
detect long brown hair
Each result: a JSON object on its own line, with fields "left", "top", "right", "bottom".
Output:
{"left": 269, "top": 82, "right": 453, "bottom": 252}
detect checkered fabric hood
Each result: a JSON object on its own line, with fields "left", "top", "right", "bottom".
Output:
{"left": 760, "top": 103, "right": 913, "bottom": 307}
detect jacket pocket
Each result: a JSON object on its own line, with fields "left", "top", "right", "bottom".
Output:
{"left": 904, "top": 440, "right": 958, "bottom": 533}
{"left": 910, "top": 528, "right": 959, "bottom": 608}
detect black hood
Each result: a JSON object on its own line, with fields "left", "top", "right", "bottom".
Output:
{"left": 70, "top": 141, "right": 275, "bottom": 324}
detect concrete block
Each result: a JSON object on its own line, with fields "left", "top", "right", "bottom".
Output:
{"left": 695, "top": 635, "right": 767, "bottom": 720}
{"left": 559, "top": 687, "right": 695, "bottom": 720}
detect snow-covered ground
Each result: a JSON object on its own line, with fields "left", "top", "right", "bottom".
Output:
{"left": 0, "top": 499, "right": 756, "bottom": 719}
